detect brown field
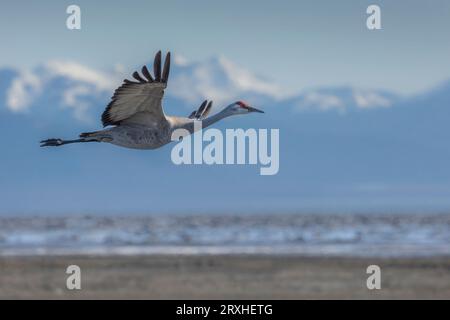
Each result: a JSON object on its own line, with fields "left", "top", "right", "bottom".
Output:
{"left": 0, "top": 254, "right": 449, "bottom": 299}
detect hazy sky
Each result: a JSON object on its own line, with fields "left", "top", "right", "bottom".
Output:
{"left": 1, "top": 0, "right": 450, "bottom": 95}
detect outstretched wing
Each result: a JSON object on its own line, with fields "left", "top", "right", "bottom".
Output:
{"left": 188, "top": 100, "right": 213, "bottom": 120}
{"left": 101, "top": 51, "right": 171, "bottom": 127}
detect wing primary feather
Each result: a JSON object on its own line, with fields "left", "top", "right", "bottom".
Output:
{"left": 132, "top": 71, "right": 146, "bottom": 83}
{"left": 141, "top": 66, "right": 153, "bottom": 82}
{"left": 202, "top": 101, "right": 213, "bottom": 118}
{"left": 124, "top": 79, "right": 140, "bottom": 84}
{"left": 195, "top": 100, "right": 208, "bottom": 119}
{"left": 162, "top": 52, "right": 171, "bottom": 83}
{"left": 154, "top": 51, "right": 162, "bottom": 82}
{"left": 188, "top": 111, "right": 196, "bottom": 119}
{"left": 198, "top": 100, "right": 208, "bottom": 114}
{"left": 100, "top": 50, "right": 171, "bottom": 127}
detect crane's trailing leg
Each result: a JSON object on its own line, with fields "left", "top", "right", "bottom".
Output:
{"left": 40, "top": 138, "right": 99, "bottom": 147}
{"left": 40, "top": 130, "right": 112, "bottom": 147}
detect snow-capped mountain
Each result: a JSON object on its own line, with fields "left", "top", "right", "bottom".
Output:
{"left": 0, "top": 55, "right": 399, "bottom": 125}
{"left": 168, "top": 54, "right": 285, "bottom": 106}
{"left": 289, "top": 87, "right": 399, "bottom": 113}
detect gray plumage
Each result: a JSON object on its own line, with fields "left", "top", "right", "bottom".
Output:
{"left": 40, "top": 51, "right": 264, "bottom": 150}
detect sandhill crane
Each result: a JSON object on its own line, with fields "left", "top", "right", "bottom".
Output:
{"left": 40, "top": 51, "right": 264, "bottom": 149}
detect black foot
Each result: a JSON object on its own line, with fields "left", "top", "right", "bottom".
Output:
{"left": 40, "top": 139, "right": 63, "bottom": 147}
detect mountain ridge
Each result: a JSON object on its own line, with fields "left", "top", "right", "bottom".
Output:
{"left": 0, "top": 55, "right": 406, "bottom": 123}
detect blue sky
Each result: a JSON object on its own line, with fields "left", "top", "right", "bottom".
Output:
{"left": 0, "top": 0, "right": 450, "bottom": 95}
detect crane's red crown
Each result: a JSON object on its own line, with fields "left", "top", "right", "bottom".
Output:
{"left": 236, "top": 101, "right": 249, "bottom": 108}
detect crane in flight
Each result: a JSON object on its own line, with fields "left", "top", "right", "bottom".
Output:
{"left": 40, "top": 51, "right": 264, "bottom": 149}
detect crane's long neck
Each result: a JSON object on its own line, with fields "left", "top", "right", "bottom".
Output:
{"left": 202, "top": 108, "right": 231, "bottom": 129}
{"left": 169, "top": 108, "right": 231, "bottom": 136}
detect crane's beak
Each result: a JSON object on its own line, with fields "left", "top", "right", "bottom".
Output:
{"left": 248, "top": 106, "right": 264, "bottom": 113}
